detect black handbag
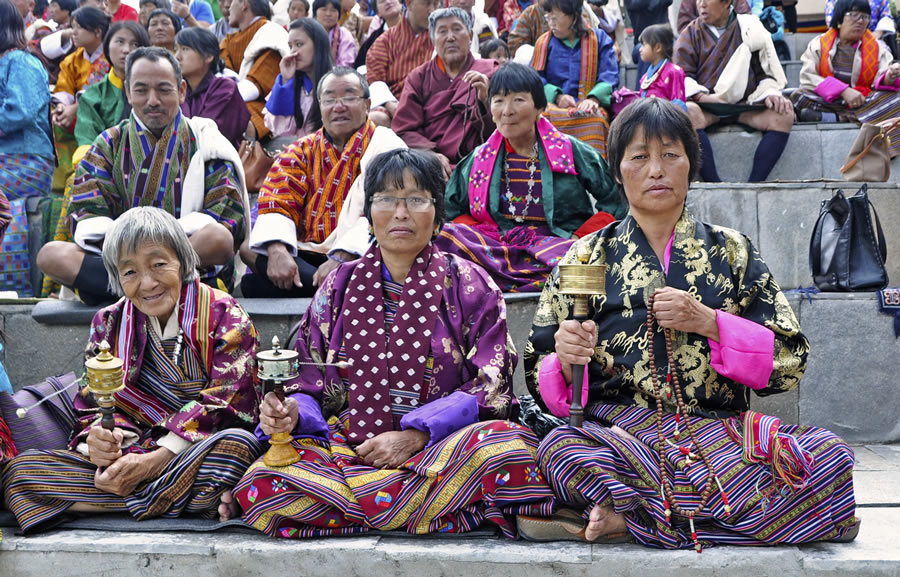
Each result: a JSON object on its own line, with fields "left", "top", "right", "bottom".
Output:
{"left": 809, "top": 184, "right": 888, "bottom": 291}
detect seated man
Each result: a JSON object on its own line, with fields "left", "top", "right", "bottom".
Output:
{"left": 220, "top": 0, "right": 288, "bottom": 142}
{"left": 365, "top": 0, "right": 439, "bottom": 127}
{"left": 239, "top": 66, "right": 406, "bottom": 298}
{"left": 37, "top": 46, "right": 250, "bottom": 305}
{"left": 392, "top": 7, "right": 497, "bottom": 178}
{"left": 674, "top": 0, "right": 793, "bottom": 182}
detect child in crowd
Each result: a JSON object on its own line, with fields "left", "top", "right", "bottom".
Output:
{"left": 637, "top": 23, "right": 686, "bottom": 110}
{"left": 288, "top": 0, "right": 308, "bottom": 21}
{"left": 480, "top": 37, "right": 510, "bottom": 63}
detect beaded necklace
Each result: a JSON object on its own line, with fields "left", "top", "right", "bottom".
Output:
{"left": 645, "top": 291, "right": 732, "bottom": 553}
{"left": 504, "top": 141, "right": 539, "bottom": 223}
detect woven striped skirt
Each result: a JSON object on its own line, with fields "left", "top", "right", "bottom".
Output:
{"left": 234, "top": 419, "right": 556, "bottom": 538}
{"left": 435, "top": 224, "right": 574, "bottom": 292}
{"left": 538, "top": 403, "right": 857, "bottom": 548}
{"left": 1, "top": 428, "right": 262, "bottom": 533}
{"left": 790, "top": 89, "right": 900, "bottom": 156}
{"left": 541, "top": 107, "right": 610, "bottom": 158}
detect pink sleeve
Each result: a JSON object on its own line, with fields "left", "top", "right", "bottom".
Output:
{"left": 708, "top": 311, "right": 775, "bottom": 391}
{"left": 814, "top": 75, "right": 849, "bottom": 102}
{"left": 537, "top": 353, "right": 589, "bottom": 418}
{"left": 873, "top": 72, "right": 900, "bottom": 91}
{"left": 669, "top": 64, "right": 686, "bottom": 102}
{"left": 336, "top": 28, "right": 359, "bottom": 67}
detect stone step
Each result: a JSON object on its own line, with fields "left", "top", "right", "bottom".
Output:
{"left": 703, "top": 123, "right": 900, "bottom": 182}
{"left": 3, "top": 288, "right": 898, "bottom": 443}
{"left": 620, "top": 60, "right": 802, "bottom": 91}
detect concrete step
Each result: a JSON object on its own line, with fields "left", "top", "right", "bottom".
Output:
{"left": 704, "top": 123, "right": 900, "bottom": 182}
{"left": 619, "top": 60, "right": 802, "bottom": 91}
{"left": 1, "top": 444, "right": 898, "bottom": 577}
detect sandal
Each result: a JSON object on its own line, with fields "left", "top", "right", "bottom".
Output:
{"left": 517, "top": 508, "right": 632, "bottom": 543}
{"left": 827, "top": 518, "right": 861, "bottom": 543}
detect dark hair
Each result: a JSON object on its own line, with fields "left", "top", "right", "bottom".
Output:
{"left": 148, "top": 8, "right": 182, "bottom": 36}
{"left": 0, "top": 0, "right": 27, "bottom": 52}
{"left": 312, "top": 0, "right": 340, "bottom": 17}
{"left": 479, "top": 37, "right": 510, "bottom": 60}
{"left": 103, "top": 21, "right": 150, "bottom": 65}
{"left": 175, "top": 27, "right": 224, "bottom": 74}
{"left": 830, "top": 0, "right": 870, "bottom": 29}
{"left": 289, "top": 0, "right": 309, "bottom": 13}
{"left": 245, "top": 0, "right": 272, "bottom": 19}
{"left": 34, "top": 0, "right": 49, "bottom": 17}
{"left": 363, "top": 149, "right": 448, "bottom": 231}
{"left": 606, "top": 98, "right": 700, "bottom": 202}
{"left": 52, "top": 0, "right": 78, "bottom": 13}
{"left": 72, "top": 5, "right": 110, "bottom": 38}
{"left": 540, "top": 0, "right": 586, "bottom": 37}
{"left": 126, "top": 45, "right": 183, "bottom": 87}
{"left": 140, "top": 0, "right": 172, "bottom": 8}
{"left": 639, "top": 23, "right": 674, "bottom": 60}
{"left": 317, "top": 65, "right": 371, "bottom": 99}
{"left": 487, "top": 62, "right": 548, "bottom": 109}
{"left": 288, "top": 18, "right": 331, "bottom": 131}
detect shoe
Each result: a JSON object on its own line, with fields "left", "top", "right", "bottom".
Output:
{"left": 517, "top": 508, "right": 632, "bottom": 543}
{"left": 797, "top": 108, "right": 822, "bottom": 123}
{"left": 828, "top": 518, "right": 861, "bottom": 543}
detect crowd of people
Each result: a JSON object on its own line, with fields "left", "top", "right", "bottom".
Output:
{"left": 0, "top": 0, "right": 882, "bottom": 550}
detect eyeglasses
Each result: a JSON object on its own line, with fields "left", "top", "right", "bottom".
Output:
{"left": 371, "top": 195, "right": 435, "bottom": 212}
{"left": 320, "top": 95, "right": 365, "bottom": 108}
{"left": 845, "top": 11, "right": 871, "bottom": 22}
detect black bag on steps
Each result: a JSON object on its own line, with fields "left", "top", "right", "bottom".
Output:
{"left": 809, "top": 184, "right": 888, "bottom": 291}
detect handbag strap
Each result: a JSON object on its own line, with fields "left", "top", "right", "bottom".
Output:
{"left": 859, "top": 184, "right": 888, "bottom": 262}
{"left": 840, "top": 117, "right": 900, "bottom": 174}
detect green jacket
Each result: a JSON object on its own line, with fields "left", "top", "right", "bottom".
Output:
{"left": 445, "top": 132, "right": 627, "bottom": 238}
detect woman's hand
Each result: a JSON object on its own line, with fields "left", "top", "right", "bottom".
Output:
{"left": 554, "top": 319, "right": 597, "bottom": 384}
{"left": 279, "top": 53, "right": 297, "bottom": 82}
{"left": 576, "top": 97, "right": 600, "bottom": 115}
{"left": 556, "top": 94, "right": 577, "bottom": 109}
{"left": 52, "top": 102, "right": 77, "bottom": 128}
{"left": 86, "top": 426, "right": 124, "bottom": 468}
{"left": 650, "top": 287, "right": 719, "bottom": 341}
{"left": 94, "top": 448, "right": 175, "bottom": 497}
{"left": 356, "top": 429, "right": 429, "bottom": 469}
{"left": 259, "top": 391, "right": 299, "bottom": 436}
{"left": 841, "top": 87, "right": 865, "bottom": 109}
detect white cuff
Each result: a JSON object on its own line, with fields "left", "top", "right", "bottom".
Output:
{"left": 53, "top": 91, "right": 75, "bottom": 105}
{"left": 331, "top": 217, "right": 371, "bottom": 257}
{"left": 238, "top": 79, "right": 261, "bottom": 102}
{"left": 249, "top": 212, "right": 299, "bottom": 255}
{"left": 513, "top": 44, "right": 534, "bottom": 65}
{"left": 73, "top": 216, "right": 115, "bottom": 255}
{"left": 156, "top": 431, "right": 194, "bottom": 455}
{"left": 178, "top": 211, "right": 218, "bottom": 236}
{"left": 41, "top": 30, "right": 70, "bottom": 59}
{"left": 684, "top": 77, "right": 710, "bottom": 99}
{"left": 368, "top": 81, "right": 397, "bottom": 109}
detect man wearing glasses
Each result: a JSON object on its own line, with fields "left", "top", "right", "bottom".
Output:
{"left": 240, "top": 67, "right": 407, "bottom": 298}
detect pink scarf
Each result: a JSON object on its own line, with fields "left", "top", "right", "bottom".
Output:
{"left": 467, "top": 116, "right": 577, "bottom": 226}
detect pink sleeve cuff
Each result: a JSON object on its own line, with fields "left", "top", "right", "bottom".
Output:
{"left": 538, "top": 353, "right": 590, "bottom": 418}
{"left": 814, "top": 76, "right": 849, "bottom": 102}
{"left": 708, "top": 311, "right": 775, "bottom": 391}
{"left": 873, "top": 72, "right": 900, "bottom": 91}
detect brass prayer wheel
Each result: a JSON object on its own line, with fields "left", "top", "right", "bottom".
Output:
{"left": 84, "top": 340, "right": 125, "bottom": 430}
{"left": 257, "top": 336, "right": 301, "bottom": 467}
{"left": 557, "top": 248, "right": 607, "bottom": 427}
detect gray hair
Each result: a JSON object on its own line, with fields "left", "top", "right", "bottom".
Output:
{"left": 428, "top": 7, "right": 472, "bottom": 42}
{"left": 316, "top": 65, "right": 370, "bottom": 100}
{"left": 102, "top": 207, "right": 200, "bottom": 296}
{"left": 125, "top": 46, "right": 183, "bottom": 89}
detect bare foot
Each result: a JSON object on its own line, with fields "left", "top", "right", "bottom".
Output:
{"left": 584, "top": 504, "right": 627, "bottom": 541}
{"left": 218, "top": 490, "right": 239, "bottom": 522}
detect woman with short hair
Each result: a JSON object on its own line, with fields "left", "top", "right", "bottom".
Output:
{"left": 148, "top": 8, "right": 182, "bottom": 52}
{"left": 2, "top": 207, "right": 263, "bottom": 533}
{"left": 517, "top": 98, "right": 859, "bottom": 548}
{"left": 176, "top": 26, "right": 250, "bottom": 148}
{"left": 233, "top": 148, "right": 556, "bottom": 539}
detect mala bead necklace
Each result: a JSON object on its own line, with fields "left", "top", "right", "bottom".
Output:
{"left": 645, "top": 291, "right": 732, "bottom": 553}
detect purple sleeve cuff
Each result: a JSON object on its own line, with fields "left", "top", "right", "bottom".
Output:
{"left": 708, "top": 310, "right": 775, "bottom": 391}
{"left": 400, "top": 390, "right": 479, "bottom": 448}
{"left": 873, "top": 72, "right": 900, "bottom": 91}
{"left": 814, "top": 76, "right": 849, "bottom": 102}
{"left": 538, "top": 353, "right": 589, "bottom": 419}
{"left": 265, "top": 75, "right": 296, "bottom": 116}
{"left": 254, "top": 392, "right": 330, "bottom": 442}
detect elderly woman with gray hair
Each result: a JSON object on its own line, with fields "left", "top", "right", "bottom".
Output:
{"left": 391, "top": 6, "right": 499, "bottom": 178}
{"left": 2, "top": 207, "right": 263, "bottom": 533}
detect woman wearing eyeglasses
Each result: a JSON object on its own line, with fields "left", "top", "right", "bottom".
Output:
{"left": 233, "top": 148, "right": 556, "bottom": 539}
{"left": 791, "top": 0, "right": 900, "bottom": 144}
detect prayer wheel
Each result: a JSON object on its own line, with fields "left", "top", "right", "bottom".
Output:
{"left": 257, "top": 336, "right": 301, "bottom": 467}
{"left": 84, "top": 341, "right": 125, "bottom": 431}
